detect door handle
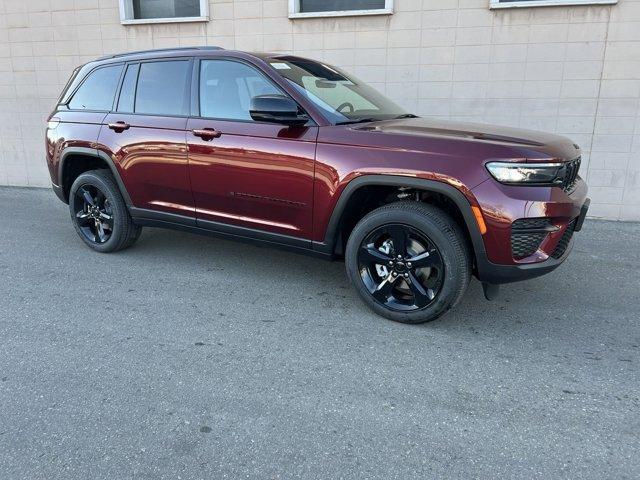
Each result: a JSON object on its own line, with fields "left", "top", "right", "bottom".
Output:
{"left": 192, "top": 128, "right": 222, "bottom": 140}
{"left": 108, "top": 121, "right": 130, "bottom": 132}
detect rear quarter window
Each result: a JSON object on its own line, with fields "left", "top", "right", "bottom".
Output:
{"left": 68, "top": 65, "right": 123, "bottom": 111}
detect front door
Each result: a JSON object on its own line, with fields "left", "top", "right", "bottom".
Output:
{"left": 186, "top": 59, "right": 317, "bottom": 240}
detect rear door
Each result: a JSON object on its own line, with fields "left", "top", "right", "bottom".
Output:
{"left": 186, "top": 58, "right": 317, "bottom": 240}
{"left": 98, "top": 58, "right": 194, "bottom": 218}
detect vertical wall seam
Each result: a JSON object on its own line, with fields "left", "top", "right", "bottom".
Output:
{"left": 586, "top": 4, "right": 612, "bottom": 199}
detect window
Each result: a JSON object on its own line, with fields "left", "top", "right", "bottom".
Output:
{"left": 199, "top": 60, "right": 283, "bottom": 121}
{"left": 288, "top": 0, "right": 393, "bottom": 18}
{"left": 117, "top": 64, "right": 139, "bottom": 113}
{"left": 135, "top": 61, "right": 191, "bottom": 116}
{"left": 490, "top": 0, "right": 617, "bottom": 8}
{"left": 269, "top": 57, "right": 408, "bottom": 124}
{"left": 301, "top": 77, "right": 377, "bottom": 113}
{"left": 118, "top": 0, "right": 209, "bottom": 25}
{"left": 68, "top": 65, "right": 123, "bottom": 111}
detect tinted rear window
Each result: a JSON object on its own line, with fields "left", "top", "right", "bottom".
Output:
{"left": 135, "top": 61, "right": 190, "bottom": 116}
{"left": 68, "top": 65, "right": 123, "bottom": 111}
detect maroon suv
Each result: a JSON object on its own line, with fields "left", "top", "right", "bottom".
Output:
{"left": 46, "top": 47, "right": 589, "bottom": 323}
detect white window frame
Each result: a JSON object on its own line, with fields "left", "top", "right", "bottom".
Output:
{"left": 490, "top": 0, "right": 617, "bottom": 9}
{"left": 119, "top": 0, "right": 209, "bottom": 25}
{"left": 288, "top": 0, "right": 393, "bottom": 19}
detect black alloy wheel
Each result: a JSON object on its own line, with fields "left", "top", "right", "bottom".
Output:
{"left": 345, "top": 201, "right": 471, "bottom": 324}
{"left": 358, "top": 224, "right": 444, "bottom": 311}
{"left": 72, "top": 184, "right": 114, "bottom": 244}
{"left": 69, "top": 169, "right": 142, "bottom": 252}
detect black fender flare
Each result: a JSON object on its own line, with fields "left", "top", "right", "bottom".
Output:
{"left": 57, "top": 146, "right": 133, "bottom": 206}
{"left": 312, "top": 175, "right": 488, "bottom": 265}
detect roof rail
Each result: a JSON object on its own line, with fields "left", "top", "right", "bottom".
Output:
{"left": 97, "top": 46, "right": 224, "bottom": 61}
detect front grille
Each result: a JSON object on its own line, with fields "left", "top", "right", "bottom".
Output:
{"left": 562, "top": 157, "right": 581, "bottom": 193}
{"left": 511, "top": 218, "right": 552, "bottom": 259}
{"left": 511, "top": 231, "right": 546, "bottom": 258}
{"left": 512, "top": 218, "right": 552, "bottom": 230}
{"left": 551, "top": 220, "right": 576, "bottom": 259}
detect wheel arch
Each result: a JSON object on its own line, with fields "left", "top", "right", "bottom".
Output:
{"left": 313, "top": 175, "right": 488, "bottom": 266}
{"left": 58, "top": 147, "right": 132, "bottom": 205}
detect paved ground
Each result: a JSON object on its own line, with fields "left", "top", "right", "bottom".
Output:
{"left": 0, "top": 187, "right": 638, "bottom": 479}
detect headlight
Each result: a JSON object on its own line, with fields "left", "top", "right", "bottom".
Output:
{"left": 486, "top": 162, "right": 566, "bottom": 185}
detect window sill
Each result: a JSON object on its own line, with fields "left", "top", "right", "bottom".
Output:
{"left": 288, "top": 8, "right": 393, "bottom": 19}
{"left": 121, "top": 16, "right": 209, "bottom": 25}
{"left": 490, "top": 0, "right": 617, "bottom": 9}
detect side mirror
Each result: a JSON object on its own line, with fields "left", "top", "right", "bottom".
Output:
{"left": 249, "top": 95, "right": 309, "bottom": 126}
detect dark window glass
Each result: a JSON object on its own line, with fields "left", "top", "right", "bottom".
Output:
{"left": 68, "top": 65, "right": 123, "bottom": 111}
{"left": 200, "top": 60, "right": 282, "bottom": 121}
{"left": 117, "top": 64, "right": 139, "bottom": 113}
{"left": 299, "top": 0, "right": 385, "bottom": 13}
{"left": 132, "top": 0, "right": 200, "bottom": 19}
{"left": 496, "top": 0, "right": 559, "bottom": 3}
{"left": 135, "top": 61, "right": 190, "bottom": 116}
{"left": 492, "top": 0, "right": 596, "bottom": 4}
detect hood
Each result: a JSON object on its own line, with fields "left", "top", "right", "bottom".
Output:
{"left": 353, "top": 117, "right": 581, "bottom": 162}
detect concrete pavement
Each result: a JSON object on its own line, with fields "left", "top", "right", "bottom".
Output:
{"left": 0, "top": 187, "right": 638, "bottom": 479}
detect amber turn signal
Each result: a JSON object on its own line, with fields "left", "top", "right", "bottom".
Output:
{"left": 472, "top": 206, "right": 487, "bottom": 235}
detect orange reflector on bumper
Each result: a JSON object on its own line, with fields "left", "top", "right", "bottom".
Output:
{"left": 471, "top": 206, "right": 487, "bottom": 235}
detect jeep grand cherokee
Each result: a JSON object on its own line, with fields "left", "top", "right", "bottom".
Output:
{"left": 46, "top": 47, "right": 590, "bottom": 323}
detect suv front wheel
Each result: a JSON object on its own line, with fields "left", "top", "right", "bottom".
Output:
{"left": 345, "top": 202, "right": 471, "bottom": 324}
{"left": 69, "top": 169, "right": 141, "bottom": 253}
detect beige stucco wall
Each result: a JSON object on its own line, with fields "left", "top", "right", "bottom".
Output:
{"left": 1, "top": 0, "right": 639, "bottom": 220}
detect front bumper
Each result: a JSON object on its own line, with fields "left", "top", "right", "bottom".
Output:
{"left": 475, "top": 234, "right": 578, "bottom": 284}
{"left": 471, "top": 177, "right": 589, "bottom": 284}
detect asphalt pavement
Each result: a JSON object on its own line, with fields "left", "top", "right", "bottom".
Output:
{"left": 0, "top": 186, "right": 638, "bottom": 479}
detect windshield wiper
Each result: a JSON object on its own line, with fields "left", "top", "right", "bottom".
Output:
{"left": 336, "top": 114, "right": 418, "bottom": 125}
{"left": 336, "top": 118, "right": 378, "bottom": 125}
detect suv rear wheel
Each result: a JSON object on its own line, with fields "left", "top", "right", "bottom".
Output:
{"left": 345, "top": 201, "right": 471, "bottom": 324}
{"left": 69, "top": 169, "right": 141, "bottom": 252}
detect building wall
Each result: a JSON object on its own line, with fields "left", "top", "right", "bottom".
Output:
{"left": 1, "top": 0, "right": 639, "bottom": 220}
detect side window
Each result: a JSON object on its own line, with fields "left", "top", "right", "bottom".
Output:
{"left": 200, "top": 60, "right": 283, "bottom": 121}
{"left": 68, "top": 65, "right": 123, "bottom": 111}
{"left": 117, "top": 64, "right": 140, "bottom": 113}
{"left": 135, "top": 60, "right": 190, "bottom": 116}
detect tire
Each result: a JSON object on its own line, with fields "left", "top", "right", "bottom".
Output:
{"left": 345, "top": 201, "right": 471, "bottom": 324}
{"left": 69, "top": 169, "right": 142, "bottom": 253}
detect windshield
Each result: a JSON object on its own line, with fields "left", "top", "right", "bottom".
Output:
{"left": 267, "top": 57, "right": 412, "bottom": 124}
